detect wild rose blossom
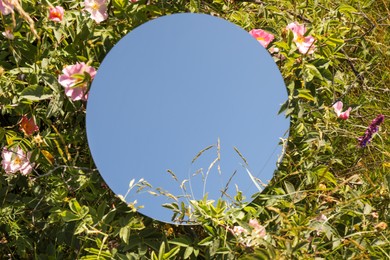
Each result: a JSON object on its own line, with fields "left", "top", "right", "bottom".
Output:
{"left": 249, "top": 219, "right": 266, "bottom": 238}
{"left": 49, "top": 6, "right": 64, "bottom": 22}
{"left": 332, "top": 101, "right": 352, "bottom": 120}
{"left": 0, "top": 0, "right": 14, "bottom": 15}
{"left": 231, "top": 219, "right": 266, "bottom": 247}
{"left": 58, "top": 62, "right": 96, "bottom": 101}
{"left": 286, "top": 22, "right": 315, "bottom": 54}
{"left": 358, "top": 114, "right": 384, "bottom": 147}
{"left": 84, "top": 0, "right": 108, "bottom": 23}
{"left": 20, "top": 116, "right": 39, "bottom": 135}
{"left": 249, "top": 29, "right": 275, "bottom": 48}
{"left": 1, "top": 146, "right": 34, "bottom": 175}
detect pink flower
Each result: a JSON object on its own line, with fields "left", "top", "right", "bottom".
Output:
{"left": 2, "top": 28, "right": 14, "bottom": 40}
{"left": 286, "top": 22, "right": 306, "bottom": 36}
{"left": 248, "top": 219, "right": 261, "bottom": 229}
{"left": 49, "top": 6, "right": 64, "bottom": 22}
{"left": 332, "top": 101, "right": 351, "bottom": 120}
{"left": 0, "top": 0, "right": 14, "bottom": 15}
{"left": 233, "top": 226, "right": 246, "bottom": 236}
{"left": 249, "top": 29, "right": 274, "bottom": 48}
{"left": 58, "top": 62, "right": 96, "bottom": 101}
{"left": 84, "top": 0, "right": 108, "bottom": 23}
{"left": 20, "top": 116, "right": 39, "bottom": 135}
{"left": 286, "top": 22, "right": 315, "bottom": 54}
{"left": 1, "top": 146, "right": 33, "bottom": 175}
{"left": 249, "top": 219, "right": 266, "bottom": 238}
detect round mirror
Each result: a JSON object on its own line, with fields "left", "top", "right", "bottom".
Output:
{"left": 86, "top": 13, "right": 289, "bottom": 224}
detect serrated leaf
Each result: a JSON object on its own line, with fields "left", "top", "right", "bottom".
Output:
{"left": 19, "top": 85, "right": 52, "bottom": 101}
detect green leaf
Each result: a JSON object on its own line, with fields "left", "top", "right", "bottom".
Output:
{"left": 278, "top": 99, "right": 289, "bottom": 115}
{"left": 158, "top": 242, "right": 165, "bottom": 260}
{"left": 338, "top": 4, "right": 357, "bottom": 15}
{"left": 193, "top": 248, "right": 199, "bottom": 257}
{"left": 83, "top": 247, "right": 112, "bottom": 258}
{"left": 297, "top": 89, "right": 315, "bottom": 102}
{"left": 326, "top": 37, "right": 344, "bottom": 46}
{"left": 101, "top": 209, "right": 116, "bottom": 225}
{"left": 215, "top": 247, "right": 230, "bottom": 254}
{"left": 19, "top": 85, "right": 52, "bottom": 101}
{"left": 8, "top": 67, "right": 34, "bottom": 75}
{"left": 151, "top": 251, "right": 158, "bottom": 260}
{"left": 189, "top": 0, "right": 200, "bottom": 12}
{"left": 69, "top": 199, "right": 82, "bottom": 214}
{"left": 303, "top": 64, "right": 323, "bottom": 82}
{"left": 198, "top": 236, "right": 214, "bottom": 246}
{"left": 74, "top": 222, "right": 87, "bottom": 235}
{"left": 168, "top": 237, "right": 191, "bottom": 247}
{"left": 60, "top": 210, "right": 80, "bottom": 222}
{"left": 184, "top": 246, "right": 194, "bottom": 259}
{"left": 284, "top": 181, "right": 295, "bottom": 194}
{"left": 163, "top": 246, "right": 180, "bottom": 259}
{"left": 112, "top": 0, "right": 127, "bottom": 8}
{"left": 265, "top": 5, "right": 282, "bottom": 13}
{"left": 119, "top": 226, "right": 130, "bottom": 244}
{"left": 46, "top": 93, "right": 63, "bottom": 118}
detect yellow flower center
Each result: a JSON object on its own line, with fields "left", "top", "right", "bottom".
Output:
{"left": 296, "top": 35, "right": 304, "bottom": 43}
{"left": 92, "top": 2, "right": 100, "bottom": 10}
{"left": 53, "top": 10, "right": 60, "bottom": 16}
{"left": 14, "top": 156, "right": 22, "bottom": 166}
{"left": 256, "top": 36, "right": 265, "bottom": 41}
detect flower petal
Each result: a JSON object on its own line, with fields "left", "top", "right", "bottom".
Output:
{"left": 332, "top": 101, "right": 343, "bottom": 116}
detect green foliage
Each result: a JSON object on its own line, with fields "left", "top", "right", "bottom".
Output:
{"left": 1, "top": 0, "right": 389, "bottom": 259}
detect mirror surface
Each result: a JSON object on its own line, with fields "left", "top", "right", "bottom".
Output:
{"left": 86, "top": 13, "right": 289, "bottom": 224}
